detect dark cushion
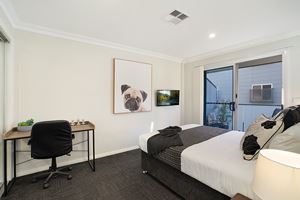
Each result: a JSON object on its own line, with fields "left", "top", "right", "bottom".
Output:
{"left": 282, "top": 106, "right": 300, "bottom": 131}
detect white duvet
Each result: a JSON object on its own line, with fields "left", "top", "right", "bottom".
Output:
{"left": 181, "top": 130, "right": 256, "bottom": 199}
{"left": 139, "top": 125, "right": 256, "bottom": 199}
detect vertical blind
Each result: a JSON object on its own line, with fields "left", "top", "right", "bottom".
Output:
{"left": 0, "top": 30, "right": 8, "bottom": 189}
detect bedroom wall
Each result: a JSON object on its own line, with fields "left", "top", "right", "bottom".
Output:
{"left": 183, "top": 35, "right": 300, "bottom": 125}
{"left": 13, "top": 30, "right": 182, "bottom": 176}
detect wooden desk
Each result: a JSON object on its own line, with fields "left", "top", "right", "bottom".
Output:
{"left": 2, "top": 122, "right": 96, "bottom": 197}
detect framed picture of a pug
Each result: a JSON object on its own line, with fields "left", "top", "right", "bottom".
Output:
{"left": 113, "top": 58, "right": 152, "bottom": 114}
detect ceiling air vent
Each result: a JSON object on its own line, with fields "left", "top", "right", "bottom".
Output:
{"left": 165, "top": 10, "right": 189, "bottom": 25}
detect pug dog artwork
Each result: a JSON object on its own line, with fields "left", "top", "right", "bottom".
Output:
{"left": 121, "top": 84, "right": 147, "bottom": 112}
{"left": 113, "top": 58, "right": 152, "bottom": 114}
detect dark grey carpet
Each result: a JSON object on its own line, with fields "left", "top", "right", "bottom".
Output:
{"left": 2, "top": 150, "right": 182, "bottom": 200}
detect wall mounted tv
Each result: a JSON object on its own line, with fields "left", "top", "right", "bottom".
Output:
{"left": 156, "top": 90, "right": 180, "bottom": 106}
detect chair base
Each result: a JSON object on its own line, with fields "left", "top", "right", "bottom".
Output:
{"left": 32, "top": 158, "right": 72, "bottom": 189}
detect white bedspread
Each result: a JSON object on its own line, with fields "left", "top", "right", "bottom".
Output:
{"left": 138, "top": 124, "right": 200, "bottom": 153}
{"left": 181, "top": 130, "right": 256, "bottom": 199}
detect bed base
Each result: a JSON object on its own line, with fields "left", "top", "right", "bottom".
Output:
{"left": 141, "top": 151, "right": 230, "bottom": 200}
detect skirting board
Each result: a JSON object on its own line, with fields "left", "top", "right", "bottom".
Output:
{"left": 16, "top": 145, "right": 139, "bottom": 177}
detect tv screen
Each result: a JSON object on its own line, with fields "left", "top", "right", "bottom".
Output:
{"left": 156, "top": 90, "right": 180, "bottom": 106}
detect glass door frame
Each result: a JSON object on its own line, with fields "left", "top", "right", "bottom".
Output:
{"left": 232, "top": 64, "right": 238, "bottom": 130}
{"left": 203, "top": 55, "right": 284, "bottom": 130}
{"left": 203, "top": 66, "right": 238, "bottom": 130}
{"left": 235, "top": 60, "right": 283, "bottom": 131}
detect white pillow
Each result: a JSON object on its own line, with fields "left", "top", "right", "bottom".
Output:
{"left": 269, "top": 122, "right": 300, "bottom": 154}
{"left": 241, "top": 113, "right": 284, "bottom": 160}
{"left": 240, "top": 114, "right": 269, "bottom": 150}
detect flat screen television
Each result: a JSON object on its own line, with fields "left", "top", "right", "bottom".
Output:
{"left": 156, "top": 90, "right": 180, "bottom": 106}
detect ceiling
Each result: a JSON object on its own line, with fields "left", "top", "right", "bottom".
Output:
{"left": 2, "top": 0, "right": 300, "bottom": 61}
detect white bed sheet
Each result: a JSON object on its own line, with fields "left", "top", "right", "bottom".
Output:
{"left": 139, "top": 124, "right": 200, "bottom": 153}
{"left": 181, "top": 130, "right": 256, "bottom": 199}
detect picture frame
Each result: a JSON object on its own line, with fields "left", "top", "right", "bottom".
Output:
{"left": 113, "top": 58, "right": 152, "bottom": 114}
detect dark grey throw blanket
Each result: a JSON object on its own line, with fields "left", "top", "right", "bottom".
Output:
{"left": 147, "top": 126, "right": 183, "bottom": 156}
{"left": 154, "top": 126, "right": 229, "bottom": 170}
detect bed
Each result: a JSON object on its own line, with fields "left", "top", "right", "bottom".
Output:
{"left": 139, "top": 124, "right": 256, "bottom": 200}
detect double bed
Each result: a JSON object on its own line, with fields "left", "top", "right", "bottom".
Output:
{"left": 139, "top": 124, "right": 256, "bottom": 200}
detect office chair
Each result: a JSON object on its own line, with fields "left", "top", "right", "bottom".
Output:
{"left": 31, "top": 120, "right": 73, "bottom": 189}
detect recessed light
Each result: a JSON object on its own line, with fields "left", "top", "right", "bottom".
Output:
{"left": 209, "top": 33, "right": 216, "bottom": 39}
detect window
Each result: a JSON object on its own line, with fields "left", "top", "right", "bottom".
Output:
{"left": 251, "top": 83, "right": 273, "bottom": 102}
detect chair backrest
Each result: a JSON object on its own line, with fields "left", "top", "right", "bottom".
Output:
{"left": 31, "top": 120, "right": 72, "bottom": 159}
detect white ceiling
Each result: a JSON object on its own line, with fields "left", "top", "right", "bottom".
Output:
{"left": 2, "top": 0, "right": 300, "bottom": 60}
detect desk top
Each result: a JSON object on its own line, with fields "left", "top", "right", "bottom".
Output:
{"left": 3, "top": 121, "right": 95, "bottom": 141}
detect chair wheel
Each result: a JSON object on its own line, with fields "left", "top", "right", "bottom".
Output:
{"left": 31, "top": 178, "right": 37, "bottom": 183}
{"left": 43, "top": 183, "right": 49, "bottom": 189}
{"left": 67, "top": 175, "right": 72, "bottom": 180}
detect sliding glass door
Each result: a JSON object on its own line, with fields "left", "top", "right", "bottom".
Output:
{"left": 204, "top": 67, "right": 235, "bottom": 130}
{"left": 204, "top": 56, "right": 283, "bottom": 131}
{"left": 237, "top": 59, "right": 283, "bottom": 131}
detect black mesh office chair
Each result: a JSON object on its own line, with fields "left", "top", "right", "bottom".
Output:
{"left": 31, "top": 120, "right": 73, "bottom": 189}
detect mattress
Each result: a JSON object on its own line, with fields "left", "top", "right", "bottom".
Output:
{"left": 139, "top": 125, "right": 256, "bottom": 199}
{"left": 181, "top": 131, "right": 256, "bottom": 199}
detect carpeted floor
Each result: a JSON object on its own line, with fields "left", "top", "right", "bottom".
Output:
{"left": 2, "top": 150, "right": 182, "bottom": 200}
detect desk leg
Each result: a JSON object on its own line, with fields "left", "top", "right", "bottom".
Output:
{"left": 3, "top": 140, "right": 7, "bottom": 196}
{"left": 86, "top": 130, "right": 95, "bottom": 171}
{"left": 87, "top": 130, "right": 90, "bottom": 163}
{"left": 13, "top": 140, "right": 16, "bottom": 179}
{"left": 2, "top": 140, "right": 16, "bottom": 197}
{"left": 92, "top": 129, "right": 95, "bottom": 171}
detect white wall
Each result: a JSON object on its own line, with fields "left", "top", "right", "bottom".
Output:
{"left": 14, "top": 30, "right": 181, "bottom": 176}
{"left": 183, "top": 35, "right": 300, "bottom": 125}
